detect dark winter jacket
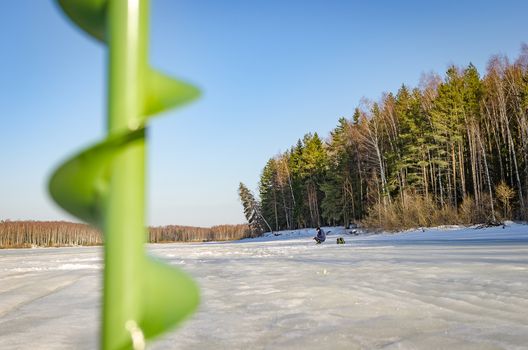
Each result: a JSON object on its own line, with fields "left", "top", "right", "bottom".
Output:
{"left": 316, "top": 228, "right": 326, "bottom": 242}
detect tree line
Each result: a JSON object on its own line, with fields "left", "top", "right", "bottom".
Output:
{"left": 149, "top": 224, "right": 254, "bottom": 243}
{"left": 0, "top": 220, "right": 252, "bottom": 248}
{"left": 240, "top": 46, "right": 528, "bottom": 232}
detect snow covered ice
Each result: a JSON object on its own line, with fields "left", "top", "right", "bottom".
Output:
{"left": 1, "top": 224, "right": 528, "bottom": 349}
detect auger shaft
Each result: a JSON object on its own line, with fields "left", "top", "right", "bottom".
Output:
{"left": 104, "top": 0, "right": 149, "bottom": 348}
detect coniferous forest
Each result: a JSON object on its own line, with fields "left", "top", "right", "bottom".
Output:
{"left": 240, "top": 47, "right": 528, "bottom": 232}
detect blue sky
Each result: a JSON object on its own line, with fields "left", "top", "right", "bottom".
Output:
{"left": 1, "top": 0, "right": 527, "bottom": 226}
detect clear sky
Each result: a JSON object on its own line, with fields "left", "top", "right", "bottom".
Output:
{"left": 1, "top": 0, "right": 527, "bottom": 227}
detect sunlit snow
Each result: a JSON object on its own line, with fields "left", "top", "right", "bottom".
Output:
{"left": 1, "top": 223, "right": 527, "bottom": 349}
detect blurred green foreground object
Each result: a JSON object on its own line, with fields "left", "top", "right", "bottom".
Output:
{"left": 49, "top": 0, "right": 200, "bottom": 349}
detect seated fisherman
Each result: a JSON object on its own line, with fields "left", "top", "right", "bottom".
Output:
{"left": 313, "top": 227, "right": 326, "bottom": 244}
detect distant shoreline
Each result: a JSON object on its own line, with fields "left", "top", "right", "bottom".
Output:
{"left": 0, "top": 220, "right": 253, "bottom": 249}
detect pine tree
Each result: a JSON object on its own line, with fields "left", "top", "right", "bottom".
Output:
{"left": 321, "top": 118, "right": 357, "bottom": 226}
{"left": 288, "top": 140, "right": 307, "bottom": 228}
{"left": 259, "top": 159, "right": 284, "bottom": 231}
{"left": 238, "top": 182, "right": 271, "bottom": 235}
{"left": 429, "top": 66, "right": 466, "bottom": 207}
{"left": 299, "top": 133, "right": 328, "bottom": 227}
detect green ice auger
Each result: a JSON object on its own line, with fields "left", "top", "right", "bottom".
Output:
{"left": 49, "top": 1, "right": 200, "bottom": 349}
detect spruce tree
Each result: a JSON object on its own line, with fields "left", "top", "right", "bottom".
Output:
{"left": 238, "top": 182, "right": 271, "bottom": 235}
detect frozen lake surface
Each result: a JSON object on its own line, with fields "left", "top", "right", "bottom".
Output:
{"left": 1, "top": 224, "right": 528, "bottom": 349}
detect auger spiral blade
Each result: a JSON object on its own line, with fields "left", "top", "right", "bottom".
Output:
{"left": 50, "top": 1, "right": 201, "bottom": 349}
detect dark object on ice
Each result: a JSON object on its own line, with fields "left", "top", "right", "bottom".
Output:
{"left": 476, "top": 220, "right": 504, "bottom": 229}
{"left": 313, "top": 227, "right": 326, "bottom": 244}
{"left": 336, "top": 237, "right": 345, "bottom": 244}
{"left": 273, "top": 232, "right": 281, "bottom": 236}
